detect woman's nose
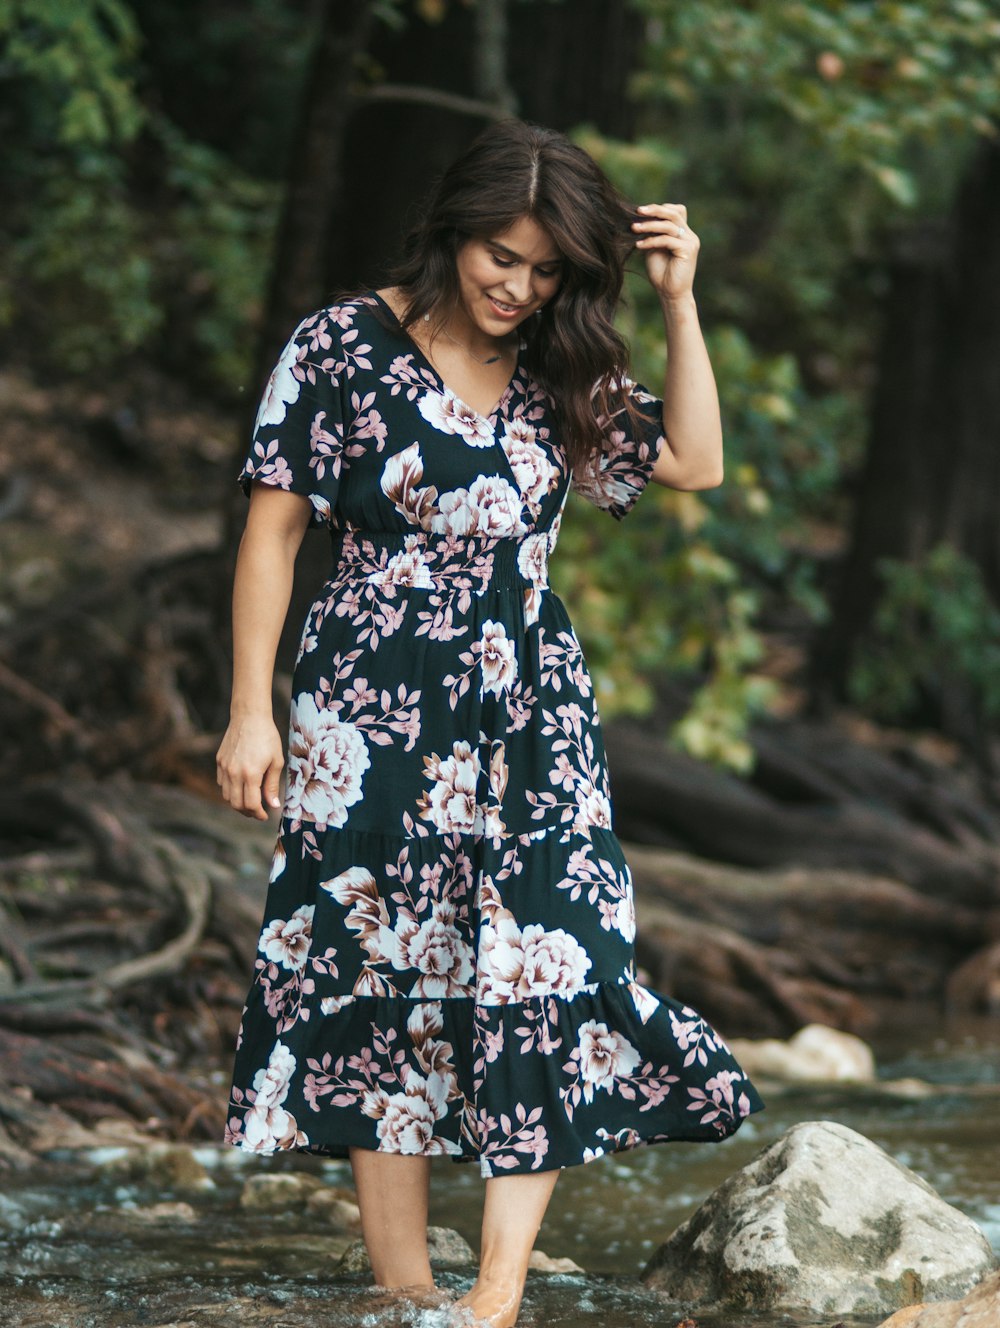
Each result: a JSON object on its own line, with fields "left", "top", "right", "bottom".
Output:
{"left": 503, "top": 268, "right": 533, "bottom": 303}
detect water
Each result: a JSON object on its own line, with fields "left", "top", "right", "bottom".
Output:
{"left": 0, "top": 1014, "right": 997, "bottom": 1327}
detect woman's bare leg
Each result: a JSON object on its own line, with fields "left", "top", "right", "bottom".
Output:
{"left": 348, "top": 1146, "right": 438, "bottom": 1291}
{"left": 452, "top": 1168, "right": 561, "bottom": 1327}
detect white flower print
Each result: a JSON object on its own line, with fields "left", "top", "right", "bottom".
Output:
{"left": 433, "top": 487, "right": 478, "bottom": 536}
{"left": 366, "top": 1070, "right": 452, "bottom": 1152}
{"left": 575, "top": 1020, "right": 642, "bottom": 1104}
{"left": 269, "top": 838, "right": 287, "bottom": 882}
{"left": 380, "top": 442, "right": 439, "bottom": 527}
{"left": 469, "top": 475, "right": 527, "bottom": 536}
{"left": 479, "top": 619, "right": 517, "bottom": 696}
{"left": 259, "top": 905, "right": 314, "bottom": 972}
{"left": 286, "top": 694, "right": 371, "bottom": 829}
{"left": 573, "top": 787, "right": 613, "bottom": 835}
{"left": 418, "top": 388, "right": 495, "bottom": 445}
{"left": 628, "top": 980, "right": 661, "bottom": 1024}
{"left": 254, "top": 334, "right": 304, "bottom": 431}
{"left": 612, "top": 893, "right": 636, "bottom": 943}
{"left": 388, "top": 899, "right": 474, "bottom": 997}
{"left": 417, "top": 740, "right": 482, "bottom": 834}
{"left": 517, "top": 532, "right": 550, "bottom": 587}
{"left": 571, "top": 435, "right": 636, "bottom": 513}
{"left": 431, "top": 475, "right": 527, "bottom": 538}
{"left": 477, "top": 912, "right": 592, "bottom": 1004}
{"left": 517, "top": 530, "right": 550, "bottom": 624}
{"left": 372, "top": 540, "right": 436, "bottom": 590}
{"left": 243, "top": 1041, "right": 302, "bottom": 1152}
{"left": 501, "top": 420, "right": 557, "bottom": 506}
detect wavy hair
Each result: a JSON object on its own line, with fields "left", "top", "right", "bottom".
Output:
{"left": 360, "top": 118, "right": 649, "bottom": 475}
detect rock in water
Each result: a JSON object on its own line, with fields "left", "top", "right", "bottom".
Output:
{"left": 728, "top": 1023, "right": 876, "bottom": 1083}
{"left": 334, "top": 1225, "right": 476, "bottom": 1276}
{"left": 877, "top": 1270, "right": 1000, "bottom": 1326}
{"left": 640, "top": 1120, "right": 995, "bottom": 1317}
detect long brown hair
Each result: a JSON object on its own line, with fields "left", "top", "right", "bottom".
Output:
{"left": 360, "top": 118, "right": 650, "bottom": 475}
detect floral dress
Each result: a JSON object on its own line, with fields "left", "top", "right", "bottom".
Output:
{"left": 223, "top": 291, "right": 764, "bottom": 1176}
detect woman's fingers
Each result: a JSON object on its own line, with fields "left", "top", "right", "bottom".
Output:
{"left": 216, "top": 721, "right": 284, "bottom": 818}
{"left": 262, "top": 760, "right": 283, "bottom": 812}
{"left": 635, "top": 201, "right": 688, "bottom": 221}
{"left": 632, "top": 202, "right": 691, "bottom": 242}
{"left": 242, "top": 776, "right": 268, "bottom": 820}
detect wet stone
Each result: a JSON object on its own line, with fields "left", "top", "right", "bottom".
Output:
{"left": 238, "top": 1171, "right": 325, "bottom": 1210}
{"left": 528, "top": 1249, "right": 586, "bottom": 1274}
{"left": 334, "top": 1224, "right": 477, "bottom": 1276}
{"left": 641, "top": 1120, "right": 996, "bottom": 1317}
{"left": 304, "top": 1187, "right": 363, "bottom": 1228}
{"left": 93, "top": 1143, "right": 215, "bottom": 1192}
{"left": 124, "top": 1201, "right": 200, "bottom": 1224}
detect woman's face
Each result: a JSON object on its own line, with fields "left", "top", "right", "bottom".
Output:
{"left": 454, "top": 215, "right": 563, "bottom": 337}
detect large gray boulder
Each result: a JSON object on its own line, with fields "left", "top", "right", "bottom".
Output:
{"left": 641, "top": 1120, "right": 995, "bottom": 1317}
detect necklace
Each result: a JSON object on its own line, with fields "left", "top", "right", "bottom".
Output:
{"left": 423, "top": 312, "right": 512, "bottom": 366}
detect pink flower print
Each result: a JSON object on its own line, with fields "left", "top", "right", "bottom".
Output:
{"left": 245, "top": 439, "right": 295, "bottom": 490}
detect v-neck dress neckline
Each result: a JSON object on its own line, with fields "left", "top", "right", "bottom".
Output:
{"left": 369, "top": 288, "right": 524, "bottom": 427}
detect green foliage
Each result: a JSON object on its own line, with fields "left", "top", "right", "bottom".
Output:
{"left": 563, "top": 3, "right": 1000, "bottom": 768}
{"left": 631, "top": 0, "right": 1000, "bottom": 206}
{"left": 0, "top": 0, "right": 274, "bottom": 380}
{"left": 849, "top": 545, "right": 1000, "bottom": 725}
{"left": 562, "top": 126, "right": 859, "bottom": 769}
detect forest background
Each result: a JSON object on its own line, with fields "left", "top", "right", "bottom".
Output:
{"left": 0, "top": 0, "right": 999, "bottom": 1151}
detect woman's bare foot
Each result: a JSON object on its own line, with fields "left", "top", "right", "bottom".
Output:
{"left": 450, "top": 1271, "right": 524, "bottom": 1327}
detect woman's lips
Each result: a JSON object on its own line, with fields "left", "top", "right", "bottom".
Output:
{"left": 487, "top": 294, "right": 526, "bottom": 319}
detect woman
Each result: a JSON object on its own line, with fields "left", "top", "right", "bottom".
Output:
{"left": 217, "top": 118, "right": 764, "bottom": 1328}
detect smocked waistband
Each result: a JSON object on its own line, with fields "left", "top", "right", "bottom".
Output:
{"left": 329, "top": 527, "right": 551, "bottom": 591}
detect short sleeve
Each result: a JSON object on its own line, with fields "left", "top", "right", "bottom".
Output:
{"left": 237, "top": 307, "right": 347, "bottom": 532}
{"left": 569, "top": 376, "right": 666, "bottom": 521}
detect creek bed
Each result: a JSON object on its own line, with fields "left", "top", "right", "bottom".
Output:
{"left": 1, "top": 1012, "right": 997, "bottom": 1328}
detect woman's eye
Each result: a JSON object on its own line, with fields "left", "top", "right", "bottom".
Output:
{"left": 491, "top": 254, "right": 515, "bottom": 267}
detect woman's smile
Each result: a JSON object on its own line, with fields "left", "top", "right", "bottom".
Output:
{"left": 486, "top": 293, "right": 526, "bottom": 319}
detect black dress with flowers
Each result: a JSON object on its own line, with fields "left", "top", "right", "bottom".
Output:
{"left": 222, "top": 291, "right": 764, "bottom": 1175}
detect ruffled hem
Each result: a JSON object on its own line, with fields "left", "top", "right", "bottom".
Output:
{"left": 223, "top": 978, "right": 765, "bottom": 1178}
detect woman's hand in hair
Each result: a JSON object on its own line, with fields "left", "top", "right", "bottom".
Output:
{"left": 631, "top": 203, "right": 699, "bottom": 303}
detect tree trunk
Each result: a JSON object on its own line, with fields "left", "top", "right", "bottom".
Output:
{"left": 215, "top": 0, "right": 379, "bottom": 665}
{"left": 817, "top": 136, "right": 1000, "bottom": 732}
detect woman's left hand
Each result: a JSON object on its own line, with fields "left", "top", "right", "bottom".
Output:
{"left": 632, "top": 202, "right": 700, "bottom": 302}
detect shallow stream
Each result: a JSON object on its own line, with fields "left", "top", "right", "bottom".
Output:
{"left": 1, "top": 1013, "right": 997, "bottom": 1328}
